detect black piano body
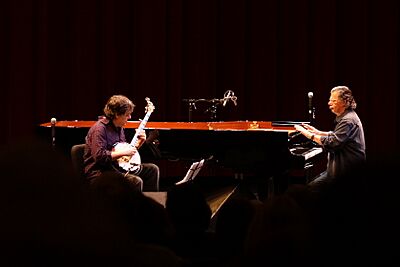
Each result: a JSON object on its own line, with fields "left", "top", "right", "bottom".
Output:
{"left": 157, "top": 128, "right": 290, "bottom": 178}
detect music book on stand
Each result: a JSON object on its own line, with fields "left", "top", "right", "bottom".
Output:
{"left": 175, "top": 159, "right": 205, "bottom": 185}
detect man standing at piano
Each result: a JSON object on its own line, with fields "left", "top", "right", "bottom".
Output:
{"left": 83, "top": 94, "right": 159, "bottom": 192}
{"left": 294, "top": 85, "right": 366, "bottom": 193}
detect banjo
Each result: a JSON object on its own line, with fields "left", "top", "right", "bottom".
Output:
{"left": 113, "top": 97, "right": 155, "bottom": 174}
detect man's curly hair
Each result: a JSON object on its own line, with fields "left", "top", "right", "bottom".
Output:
{"left": 103, "top": 95, "right": 135, "bottom": 120}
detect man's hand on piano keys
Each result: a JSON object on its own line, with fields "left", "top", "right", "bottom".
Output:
{"left": 294, "top": 124, "right": 313, "bottom": 140}
{"left": 300, "top": 123, "right": 318, "bottom": 134}
{"left": 294, "top": 124, "right": 323, "bottom": 145}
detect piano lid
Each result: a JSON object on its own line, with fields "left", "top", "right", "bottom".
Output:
{"left": 39, "top": 120, "right": 298, "bottom": 132}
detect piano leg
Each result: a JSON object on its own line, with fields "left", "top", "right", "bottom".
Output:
{"left": 233, "top": 174, "right": 274, "bottom": 202}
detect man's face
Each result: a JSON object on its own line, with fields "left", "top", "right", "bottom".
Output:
{"left": 114, "top": 111, "right": 132, "bottom": 127}
{"left": 328, "top": 91, "right": 346, "bottom": 116}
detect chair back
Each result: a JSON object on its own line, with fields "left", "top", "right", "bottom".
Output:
{"left": 71, "top": 144, "right": 86, "bottom": 179}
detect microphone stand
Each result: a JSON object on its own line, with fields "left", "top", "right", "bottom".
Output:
{"left": 308, "top": 106, "right": 316, "bottom": 125}
{"left": 183, "top": 98, "right": 224, "bottom": 122}
{"left": 312, "top": 107, "right": 315, "bottom": 125}
{"left": 205, "top": 99, "right": 222, "bottom": 121}
{"left": 307, "top": 92, "right": 315, "bottom": 126}
{"left": 183, "top": 90, "right": 237, "bottom": 121}
{"left": 183, "top": 99, "right": 196, "bottom": 122}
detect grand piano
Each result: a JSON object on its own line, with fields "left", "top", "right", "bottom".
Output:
{"left": 38, "top": 120, "right": 325, "bottom": 189}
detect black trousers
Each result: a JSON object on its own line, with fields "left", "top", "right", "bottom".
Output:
{"left": 89, "top": 163, "right": 160, "bottom": 193}
{"left": 125, "top": 162, "right": 160, "bottom": 192}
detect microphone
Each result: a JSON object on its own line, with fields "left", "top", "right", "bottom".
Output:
{"left": 308, "top": 92, "right": 313, "bottom": 112}
{"left": 222, "top": 90, "right": 235, "bottom": 107}
{"left": 222, "top": 90, "right": 232, "bottom": 107}
{"left": 51, "top": 117, "right": 56, "bottom": 148}
{"left": 232, "top": 95, "right": 237, "bottom": 106}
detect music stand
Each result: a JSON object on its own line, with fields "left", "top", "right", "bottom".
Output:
{"left": 175, "top": 159, "right": 205, "bottom": 185}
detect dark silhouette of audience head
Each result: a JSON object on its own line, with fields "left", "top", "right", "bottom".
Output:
{"left": 165, "top": 182, "right": 216, "bottom": 265}
{"left": 241, "top": 194, "right": 312, "bottom": 267}
{"left": 90, "top": 170, "right": 174, "bottom": 247}
{"left": 214, "top": 197, "right": 263, "bottom": 265}
{"left": 166, "top": 182, "right": 211, "bottom": 235}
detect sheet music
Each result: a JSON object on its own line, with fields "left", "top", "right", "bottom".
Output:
{"left": 175, "top": 159, "right": 205, "bottom": 185}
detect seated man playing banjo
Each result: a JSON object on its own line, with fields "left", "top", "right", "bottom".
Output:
{"left": 83, "top": 94, "right": 159, "bottom": 192}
